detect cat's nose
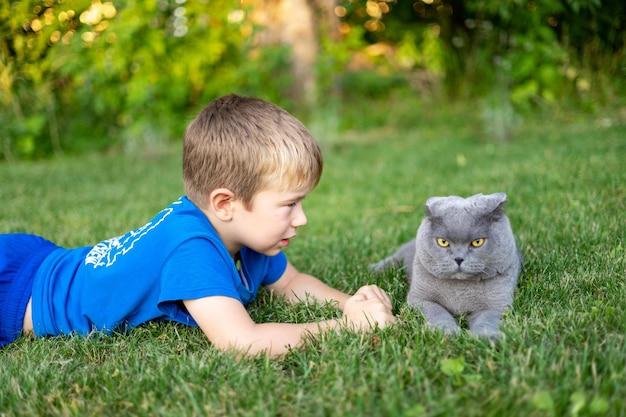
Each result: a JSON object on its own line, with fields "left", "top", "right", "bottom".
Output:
{"left": 455, "top": 257, "right": 464, "bottom": 266}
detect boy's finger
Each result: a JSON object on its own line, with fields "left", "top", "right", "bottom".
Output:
{"left": 356, "top": 285, "right": 382, "bottom": 299}
{"left": 358, "top": 285, "right": 392, "bottom": 306}
{"left": 351, "top": 293, "right": 367, "bottom": 302}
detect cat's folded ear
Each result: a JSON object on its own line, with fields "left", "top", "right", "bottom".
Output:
{"left": 486, "top": 192, "right": 507, "bottom": 207}
{"left": 424, "top": 196, "right": 450, "bottom": 216}
{"left": 424, "top": 193, "right": 508, "bottom": 217}
{"left": 479, "top": 192, "right": 508, "bottom": 218}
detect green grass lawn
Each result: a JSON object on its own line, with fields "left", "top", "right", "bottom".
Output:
{"left": 1, "top": 106, "right": 625, "bottom": 416}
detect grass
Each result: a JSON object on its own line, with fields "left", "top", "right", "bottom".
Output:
{"left": 1, "top": 103, "right": 625, "bottom": 416}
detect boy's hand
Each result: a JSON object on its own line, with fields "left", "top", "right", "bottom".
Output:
{"left": 343, "top": 285, "right": 396, "bottom": 330}
{"left": 352, "top": 285, "right": 393, "bottom": 306}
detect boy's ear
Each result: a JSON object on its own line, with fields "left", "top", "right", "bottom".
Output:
{"left": 209, "top": 188, "right": 236, "bottom": 221}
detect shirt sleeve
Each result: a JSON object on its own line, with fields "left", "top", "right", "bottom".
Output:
{"left": 157, "top": 238, "right": 241, "bottom": 322}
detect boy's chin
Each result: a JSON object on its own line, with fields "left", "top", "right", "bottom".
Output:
{"left": 263, "top": 247, "right": 284, "bottom": 257}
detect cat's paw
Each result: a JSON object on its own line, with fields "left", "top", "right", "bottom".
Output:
{"left": 428, "top": 322, "right": 461, "bottom": 336}
{"left": 471, "top": 327, "right": 503, "bottom": 342}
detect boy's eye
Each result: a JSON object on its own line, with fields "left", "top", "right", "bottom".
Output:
{"left": 471, "top": 238, "right": 485, "bottom": 247}
{"left": 436, "top": 238, "right": 449, "bottom": 247}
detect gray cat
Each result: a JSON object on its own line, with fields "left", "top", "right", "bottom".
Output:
{"left": 371, "top": 192, "right": 523, "bottom": 339}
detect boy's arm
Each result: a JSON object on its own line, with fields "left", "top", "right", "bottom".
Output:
{"left": 266, "top": 262, "right": 393, "bottom": 312}
{"left": 183, "top": 295, "right": 343, "bottom": 358}
{"left": 183, "top": 262, "right": 395, "bottom": 359}
{"left": 266, "top": 261, "right": 351, "bottom": 309}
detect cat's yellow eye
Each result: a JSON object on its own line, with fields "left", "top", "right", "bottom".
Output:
{"left": 436, "top": 238, "right": 449, "bottom": 247}
{"left": 471, "top": 238, "right": 485, "bottom": 247}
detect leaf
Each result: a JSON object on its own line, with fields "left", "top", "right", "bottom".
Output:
{"left": 569, "top": 391, "right": 586, "bottom": 417}
{"left": 532, "top": 390, "right": 555, "bottom": 412}
{"left": 440, "top": 357, "right": 465, "bottom": 376}
{"left": 589, "top": 396, "right": 609, "bottom": 414}
{"left": 405, "top": 404, "right": 426, "bottom": 417}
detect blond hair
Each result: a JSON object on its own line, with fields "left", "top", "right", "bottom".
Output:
{"left": 183, "top": 94, "right": 323, "bottom": 209}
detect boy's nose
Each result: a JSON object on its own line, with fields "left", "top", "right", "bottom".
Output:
{"left": 292, "top": 206, "right": 307, "bottom": 227}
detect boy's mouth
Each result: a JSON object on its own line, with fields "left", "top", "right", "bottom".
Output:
{"left": 281, "top": 235, "right": 296, "bottom": 247}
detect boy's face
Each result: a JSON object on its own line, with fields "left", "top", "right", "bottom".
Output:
{"left": 231, "top": 187, "right": 309, "bottom": 256}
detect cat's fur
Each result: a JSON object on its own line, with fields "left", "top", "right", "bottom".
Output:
{"left": 371, "top": 192, "right": 523, "bottom": 339}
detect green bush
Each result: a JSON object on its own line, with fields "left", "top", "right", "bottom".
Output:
{"left": 342, "top": 0, "right": 624, "bottom": 110}
{"left": 1, "top": 0, "right": 624, "bottom": 160}
{"left": 0, "top": 0, "right": 297, "bottom": 160}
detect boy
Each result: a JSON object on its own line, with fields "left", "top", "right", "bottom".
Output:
{"left": 0, "top": 94, "right": 395, "bottom": 358}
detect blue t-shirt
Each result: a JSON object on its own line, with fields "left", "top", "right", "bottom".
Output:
{"left": 31, "top": 196, "right": 288, "bottom": 337}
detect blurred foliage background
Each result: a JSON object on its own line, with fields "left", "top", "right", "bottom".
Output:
{"left": 1, "top": 0, "right": 624, "bottom": 160}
